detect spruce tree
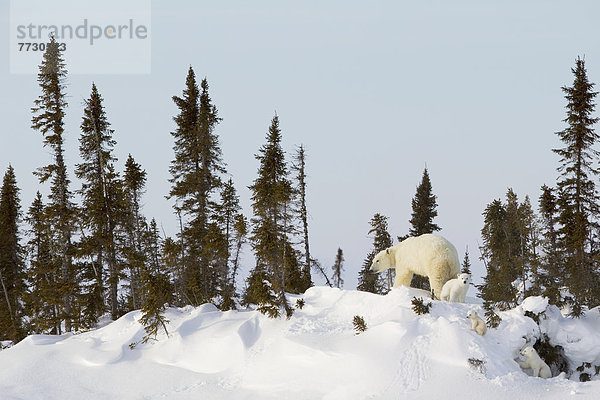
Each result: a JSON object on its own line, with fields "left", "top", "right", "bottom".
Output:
{"left": 24, "top": 192, "right": 61, "bottom": 334}
{"left": 538, "top": 185, "right": 562, "bottom": 304}
{"left": 520, "top": 196, "right": 542, "bottom": 297}
{"left": 331, "top": 248, "right": 345, "bottom": 288}
{"left": 76, "top": 83, "right": 125, "bottom": 321}
{"left": 137, "top": 225, "right": 171, "bottom": 345}
{"left": 246, "top": 114, "right": 299, "bottom": 317}
{"left": 408, "top": 168, "right": 440, "bottom": 290}
{"left": 479, "top": 190, "right": 536, "bottom": 312}
{"left": 31, "top": 34, "right": 76, "bottom": 332}
{"left": 357, "top": 213, "right": 391, "bottom": 294}
{"left": 293, "top": 145, "right": 313, "bottom": 292}
{"left": 215, "top": 178, "right": 244, "bottom": 310}
{"left": 0, "top": 166, "right": 26, "bottom": 341}
{"left": 123, "top": 154, "right": 147, "bottom": 310}
{"left": 168, "top": 68, "right": 226, "bottom": 306}
{"left": 552, "top": 57, "right": 600, "bottom": 311}
{"left": 461, "top": 247, "right": 471, "bottom": 275}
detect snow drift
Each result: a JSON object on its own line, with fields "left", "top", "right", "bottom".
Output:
{"left": 1, "top": 286, "right": 600, "bottom": 399}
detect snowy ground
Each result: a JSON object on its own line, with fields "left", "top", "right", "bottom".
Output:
{"left": 1, "top": 286, "right": 600, "bottom": 399}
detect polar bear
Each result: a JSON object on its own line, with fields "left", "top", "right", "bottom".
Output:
{"left": 370, "top": 234, "right": 460, "bottom": 300}
{"left": 518, "top": 347, "right": 551, "bottom": 378}
{"left": 466, "top": 310, "right": 487, "bottom": 336}
{"left": 440, "top": 273, "right": 471, "bottom": 302}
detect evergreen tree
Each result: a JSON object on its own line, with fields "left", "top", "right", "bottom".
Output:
{"left": 478, "top": 189, "right": 536, "bottom": 312}
{"left": 24, "top": 192, "right": 61, "bottom": 334}
{"left": 538, "top": 185, "right": 562, "bottom": 304}
{"left": 461, "top": 247, "right": 471, "bottom": 275}
{"left": 331, "top": 248, "right": 345, "bottom": 288}
{"left": 76, "top": 83, "right": 125, "bottom": 321}
{"left": 293, "top": 145, "right": 313, "bottom": 292}
{"left": 215, "top": 178, "right": 244, "bottom": 310}
{"left": 136, "top": 225, "right": 171, "bottom": 345}
{"left": 246, "top": 114, "right": 300, "bottom": 317}
{"left": 0, "top": 166, "right": 26, "bottom": 341}
{"left": 168, "top": 67, "right": 226, "bottom": 306}
{"left": 230, "top": 214, "right": 248, "bottom": 295}
{"left": 357, "top": 213, "right": 391, "bottom": 294}
{"left": 409, "top": 167, "right": 440, "bottom": 236}
{"left": 122, "top": 154, "right": 147, "bottom": 310}
{"left": 31, "top": 35, "right": 76, "bottom": 332}
{"left": 520, "top": 196, "right": 542, "bottom": 297}
{"left": 408, "top": 167, "right": 440, "bottom": 290}
{"left": 552, "top": 57, "right": 600, "bottom": 311}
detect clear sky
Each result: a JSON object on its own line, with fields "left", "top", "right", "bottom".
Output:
{"left": 1, "top": 1, "right": 600, "bottom": 289}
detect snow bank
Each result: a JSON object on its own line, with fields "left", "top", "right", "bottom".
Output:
{"left": 1, "top": 287, "right": 600, "bottom": 399}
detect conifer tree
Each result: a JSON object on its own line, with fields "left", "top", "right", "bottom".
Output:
{"left": 538, "top": 185, "right": 562, "bottom": 303}
{"left": 123, "top": 154, "right": 147, "bottom": 310}
{"left": 24, "top": 192, "right": 61, "bottom": 334}
{"left": 408, "top": 168, "right": 440, "bottom": 290}
{"left": 230, "top": 214, "right": 248, "bottom": 294}
{"left": 461, "top": 247, "right": 471, "bottom": 275}
{"left": 0, "top": 166, "right": 26, "bottom": 341}
{"left": 357, "top": 213, "right": 391, "bottom": 294}
{"left": 168, "top": 67, "right": 226, "bottom": 306}
{"left": 331, "top": 248, "right": 345, "bottom": 288}
{"left": 246, "top": 114, "right": 299, "bottom": 317}
{"left": 552, "top": 57, "right": 600, "bottom": 311}
{"left": 76, "top": 83, "right": 125, "bottom": 321}
{"left": 215, "top": 178, "right": 244, "bottom": 310}
{"left": 293, "top": 145, "right": 313, "bottom": 292}
{"left": 479, "top": 190, "right": 535, "bottom": 313}
{"left": 520, "top": 196, "right": 542, "bottom": 297}
{"left": 31, "top": 36, "right": 76, "bottom": 332}
{"left": 136, "top": 225, "right": 171, "bottom": 345}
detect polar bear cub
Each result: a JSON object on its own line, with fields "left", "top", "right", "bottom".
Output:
{"left": 518, "top": 346, "right": 551, "bottom": 378}
{"left": 440, "top": 273, "right": 471, "bottom": 302}
{"left": 467, "top": 310, "right": 487, "bottom": 336}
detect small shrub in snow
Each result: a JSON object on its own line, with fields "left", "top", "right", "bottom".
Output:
{"left": 575, "top": 362, "right": 597, "bottom": 382}
{"left": 353, "top": 315, "right": 367, "bottom": 334}
{"left": 295, "top": 298, "right": 305, "bottom": 310}
{"left": 565, "top": 297, "right": 585, "bottom": 318}
{"left": 580, "top": 373, "right": 591, "bottom": 382}
{"left": 411, "top": 297, "right": 432, "bottom": 315}
{"left": 484, "top": 309, "right": 501, "bottom": 328}
{"left": 467, "top": 358, "right": 486, "bottom": 374}
{"left": 257, "top": 304, "right": 280, "bottom": 319}
{"left": 533, "top": 334, "right": 569, "bottom": 376}
{"left": 524, "top": 310, "right": 543, "bottom": 324}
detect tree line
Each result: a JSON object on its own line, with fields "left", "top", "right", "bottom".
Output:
{"left": 479, "top": 57, "right": 600, "bottom": 324}
{"left": 0, "top": 37, "right": 348, "bottom": 344}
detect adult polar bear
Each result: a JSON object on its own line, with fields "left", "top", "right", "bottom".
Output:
{"left": 370, "top": 233, "right": 460, "bottom": 299}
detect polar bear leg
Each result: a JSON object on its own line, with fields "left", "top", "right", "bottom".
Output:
{"left": 429, "top": 276, "right": 445, "bottom": 300}
{"left": 518, "top": 361, "right": 529, "bottom": 369}
{"left": 395, "top": 270, "right": 413, "bottom": 288}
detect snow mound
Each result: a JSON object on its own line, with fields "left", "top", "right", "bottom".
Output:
{"left": 1, "top": 287, "right": 600, "bottom": 399}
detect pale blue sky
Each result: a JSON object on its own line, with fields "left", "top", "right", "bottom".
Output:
{"left": 1, "top": 1, "right": 600, "bottom": 289}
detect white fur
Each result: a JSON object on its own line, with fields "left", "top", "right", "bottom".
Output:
{"left": 370, "top": 234, "right": 460, "bottom": 300}
{"left": 440, "top": 273, "right": 471, "bottom": 302}
{"left": 518, "top": 346, "right": 551, "bottom": 379}
{"left": 466, "top": 310, "right": 487, "bottom": 336}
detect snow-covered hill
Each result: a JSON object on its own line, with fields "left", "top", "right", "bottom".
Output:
{"left": 1, "top": 286, "right": 600, "bottom": 399}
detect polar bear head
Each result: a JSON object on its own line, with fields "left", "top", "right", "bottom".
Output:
{"left": 466, "top": 310, "right": 478, "bottom": 319}
{"left": 370, "top": 248, "right": 394, "bottom": 273}
{"left": 457, "top": 273, "right": 471, "bottom": 286}
{"left": 520, "top": 347, "right": 536, "bottom": 357}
